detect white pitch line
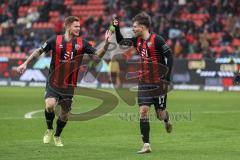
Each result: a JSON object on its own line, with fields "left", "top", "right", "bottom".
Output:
{"left": 20, "top": 109, "right": 240, "bottom": 120}
{"left": 0, "top": 117, "right": 43, "bottom": 120}
{"left": 24, "top": 109, "right": 43, "bottom": 119}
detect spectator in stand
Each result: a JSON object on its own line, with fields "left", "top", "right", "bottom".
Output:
{"left": 0, "top": 0, "right": 240, "bottom": 58}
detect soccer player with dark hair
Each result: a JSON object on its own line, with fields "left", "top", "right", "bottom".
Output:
{"left": 17, "top": 16, "right": 112, "bottom": 147}
{"left": 112, "top": 12, "right": 173, "bottom": 153}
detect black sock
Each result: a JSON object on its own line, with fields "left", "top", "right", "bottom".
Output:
{"left": 140, "top": 118, "right": 150, "bottom": 143}
{"left": 164, "top": 111, "right": 169, "bottom": 123}
{"left": 45, "top": 109, "right": 55, "bottom": 129}
{"left": 54, "top": 118, "right": 67, "bottom": 137}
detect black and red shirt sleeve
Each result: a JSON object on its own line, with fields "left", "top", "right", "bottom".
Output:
{"left": 115, "top": 26, "right": 137, "bottom": 47}
{"left": 41, "top": 36, "right": 56, "bottom": 53}
{"left": 82, "top": 39, "right": 96, "bottom": 55}
{"left": 155, "top": 35, "right": 173, "bottom": 81}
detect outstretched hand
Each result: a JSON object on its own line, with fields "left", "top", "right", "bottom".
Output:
{"left": 105, "top": 30, "right": 113, "bottom": 43}
{"left": 16, "top": 63, "right": 27, "bottom": 74}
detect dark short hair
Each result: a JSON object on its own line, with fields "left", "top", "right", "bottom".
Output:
{"left": 64, "top": 16, "right": 80, "bottom": 28}
{"left": 132, "top": 12, "right": 151, "bottom": 28}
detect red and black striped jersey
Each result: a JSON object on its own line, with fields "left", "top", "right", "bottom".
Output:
{"left": 115, "top": 28, "right": 173, "bottom": 83}
{"left": 41, "top": 35, "right": 96, "bottom": 92}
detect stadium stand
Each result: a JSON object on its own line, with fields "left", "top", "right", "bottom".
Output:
{"left": 0, "top": 0, "right": 240, "bottom": 59}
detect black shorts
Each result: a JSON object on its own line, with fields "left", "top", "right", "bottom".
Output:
{"left": 45, "top": 84, "right": 73, "bottom": 112}
{"left": 110, "top": 72, "right": 117, "bottom": 84}
{"left": 138, "top": 83, "right": 167, "bottom": 110}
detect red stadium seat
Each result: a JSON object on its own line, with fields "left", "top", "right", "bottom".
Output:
{"left": 209, "top": 32, "right": 223, "bottom": 46}
{"left": 0, "top": 53, "right": 26, "bottom": 59}
{"left": 211, "top": 46, "right": 222, "bottom": 54}
{"left": 88, "top": 0, "right": 104, "bottom": 5}
{"left": 31, "top": 1, "right": 45, "bottom": 7}
{"left": 193, "top": 20, "right": 203, "bottom": 27}
{"left": 64, "top": 0, "right": 74, "bottom": 6}
{"left": 71, "top": 5, "right": 104, "bottom": 11}
{"left": 32, "top": 22, "right": 54, "bottom": 29}
{"left": 232, "top": 38, "right": 240, "bottom": 46}
{"left": 49, "top": 11, "right": 60, "bottom": 17}
{"left": 0, "top": 46, "right": 12, "bottom": 53}
{"left": 18, "top": 6, "right": 38, "bottom": 17}
{"left": 187, "top": 53, "right": 203, "bottom": 59}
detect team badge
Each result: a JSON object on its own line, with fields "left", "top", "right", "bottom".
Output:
{"left": 147, "top": 42, "right": 152, "bottom": 47}
{"left": 75, "top": 44, "right": 80, "bottom": 50}
{"left": 59, "top": 44, "right": 63, "bottom": 48}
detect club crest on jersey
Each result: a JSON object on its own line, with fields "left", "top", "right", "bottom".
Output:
{"left": 75, "top": 44, "right": 80, "bottom": 50}
{"left": 59, "top": 44, "right": 63, "bottom": 48}
{"left": 147, "top": 42, "right": 152, "bottom": 47}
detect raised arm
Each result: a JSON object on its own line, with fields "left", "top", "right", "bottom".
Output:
{"left": 16, "top": 48, "right": 44, "bottom": 74}
{"left": 17, "top": 36, "right": 54, "bottom": 74}
{"left": 82, "top": 30, "right": 112, "bottom": 61}
{"left": 113, "top": 19, "right": 124, "bottom": 43}
{"left": 95, "top": 30, "right": 112, "bottom": 58}
{"left": 112, "top": 19, "right": 136, "bottom": 46}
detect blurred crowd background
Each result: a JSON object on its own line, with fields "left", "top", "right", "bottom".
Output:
{"left": 0, "top": 0, "right": 240, "bottom": 59}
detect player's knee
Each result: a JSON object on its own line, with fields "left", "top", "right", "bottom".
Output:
{"left": 59, "top": 99, "right": 72, "bottom": 108}
{"left": 59, "top": 99, "right": 72, "bottom": 113}
{"left": 59, "top": 110, "right": 69, "bottom": 122}
{"left": 157, "top": 115, "right": 164, "bottom": 121}
{"left": 139, "top": 106, "right": 149, "bottom": 119}
{"left": 45, "top": 98, "right": 57, "bottom": 112}
{"left": 157, "top": 110, "right": 165, "bottom": 121}
{"left": 59, "top": 99, "right": 72, "bottom": 122}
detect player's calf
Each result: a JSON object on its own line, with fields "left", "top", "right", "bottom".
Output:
{"left": 53, "top": 99, "right": 71, "bottom": 146}
{"left": 44, "top": 98, "right": 57, "bottom": 130}
{"left": 156, "top": 110, "right": 172, "bottom": 133}
{"left": 156, "top": 109, "right": 168, "bottom": 121}
{"left": 139, "top": 105, "right": 151, "bottom": 152}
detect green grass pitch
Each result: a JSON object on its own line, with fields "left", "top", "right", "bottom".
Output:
{"left": 0, "top": 87, "right": 239, "bottom": 160}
